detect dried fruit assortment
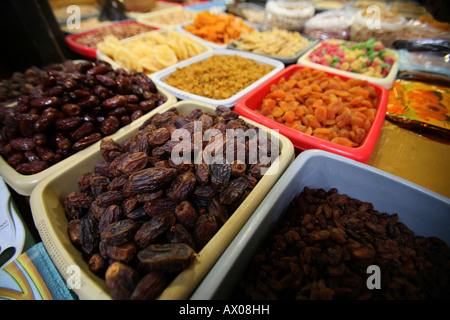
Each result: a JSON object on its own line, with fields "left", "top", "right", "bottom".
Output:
{"left": 0, "top": 60, "right": 166, "bottom": 175}
{"left": 64, "top": 106, "right": 279, "bottom": 299}
{"left": 235, "top": 187, "right": 450, "bottom": 300}
{"left": 164, "top": 55, "right": 276, "bottom": 100}
{"left": 256, "top": 67, "right": 378, "bottom": 148}
{"left": 184, "top": 11, "right": 254, "bottom": 46}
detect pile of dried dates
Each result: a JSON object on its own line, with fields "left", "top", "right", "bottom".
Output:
{"left": 64, "top": 106, "right": 279, "bottom": 299}
{"left": 0, "top": 59, "right": 166, "bottom": 175}
{"left": 235, "top": 187, "right": 450, "bottom": 300}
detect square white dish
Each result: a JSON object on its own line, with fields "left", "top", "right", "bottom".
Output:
{"left": 151, "top": 49, "right": 285, "bottom": 108}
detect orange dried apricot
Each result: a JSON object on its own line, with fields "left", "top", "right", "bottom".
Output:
{"left": 255, "top": 67, "right": 378, "bottom": 147}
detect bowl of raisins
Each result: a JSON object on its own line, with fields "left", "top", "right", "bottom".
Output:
{"left": 191, "top": 149, "right": 450, "bottom": 300}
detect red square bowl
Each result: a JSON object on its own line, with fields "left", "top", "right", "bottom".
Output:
{"left": 234, "top": 64, "right": 388, "bottom": 163}
{"left": 65, "top": 20, "right": 158, "bottom": 58}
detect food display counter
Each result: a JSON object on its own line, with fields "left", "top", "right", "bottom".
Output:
{"left": 0, "top": 0, "right": 449, "bottom": 303}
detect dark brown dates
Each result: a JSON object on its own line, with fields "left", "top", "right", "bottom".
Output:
{"left": 0, "top": 59, "right": 165, "bottom": 175}
{"left": 62, "top": 107, "right": 279, "bottom": 300}
{"left": 137, "top": 243, "right": 195, "bottom": 273}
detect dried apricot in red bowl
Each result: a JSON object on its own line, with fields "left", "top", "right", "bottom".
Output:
{"left": 235, "top": 64, "right": 388, "bottom": 163}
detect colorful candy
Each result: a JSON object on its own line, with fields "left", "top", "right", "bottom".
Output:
{"left": 307, "top": 39, "right": 396, "bottom": 78}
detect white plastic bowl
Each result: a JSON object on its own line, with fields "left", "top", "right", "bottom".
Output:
{"left": 151, "top": 49, "right": 285, "bottom": 108}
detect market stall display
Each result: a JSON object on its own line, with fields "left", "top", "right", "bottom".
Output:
{"left": 228, "top": 28, "right": 318, "bottom": 64}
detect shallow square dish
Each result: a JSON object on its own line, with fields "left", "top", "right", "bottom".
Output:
{"left": 191, "top": 149, "right": 450, "bottom": 299}
{"left": 136, "top": 9, "right": 197, "bottom": 29}
{"left": 151, "top": 49, "right": 285, "bottom": 108}
{"left": 297, "top": 40, "right": 399, "bottom": 89}
{"left": 0, "top": 86, "right": 176, "bottom": 196}
{"left": 234, "top": 64, "right": 388, "bottom": 163}
{"left": 96, "top": 29, "right": 214, "bottom": 75}
{"left": 29, "top": 100, "right": 295, "bottom": 300}
{"left": 65, "top": 20, "right": 158, "bottom": 58}
{"left": 227, "top": 34, "right": 319, "bottom": 65}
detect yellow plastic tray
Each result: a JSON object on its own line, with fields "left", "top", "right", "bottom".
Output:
{"left": 0, "top": 86, "right": 176, "bottom": 196}
{"left": 30, "top": 100, "right": 295, "bottom": 300}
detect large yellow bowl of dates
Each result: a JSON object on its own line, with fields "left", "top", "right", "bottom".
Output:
{"left": 30, "top": 100, "right": 295, "bottom": 300}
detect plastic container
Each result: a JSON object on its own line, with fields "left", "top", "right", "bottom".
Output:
{"left": 191, "top": 149, "right": 450, "bottom": 299}
{"left": 0, "top": 86, "right": 176, "bottom": 196}
{"left": 65, "top": 20, "right": 158, "bottom": 58}
{"left": 350, "top": 9, "right": 407, "bottom": 47}
{"left": 297, "top": 40, "right": 399, "bottom": 89}
{"left": 96, "top": 29, "right": 214, "bottom": 75}
{"left": 29, "top": 100, "right": 295, "bottom": 300}
{"left": 313, "top": 0, "right": 348, "bottom": 12}
{"left": 151, "top": 49, "right": 285, "bottom": 107}
{"left": 234, "top": 64, "right": 388, "bottom": 163}
{"left": 227, "top": 32, "right": 319, "bottom": 65}
{"left": 136, "top": 9, "right": 197, "bottom": 29}
{"left": 304, "top": 9, "right": 355, "bottom": 40}
{"left": 263, "top": 0, "right": 315, "bottom": 32}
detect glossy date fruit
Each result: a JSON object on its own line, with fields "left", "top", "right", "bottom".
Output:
{"left": 0, "top": 59, "right": 165, "bottom": 175}
{"left": 63, "top": 107, "right": 280, "bottom": 299}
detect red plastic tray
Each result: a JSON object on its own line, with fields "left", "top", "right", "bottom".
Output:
{"left": 234, "top": 64, "right": 388, "bottom": 163}
{"left": 65, "top": 20, "right": 158, "bottom": 58}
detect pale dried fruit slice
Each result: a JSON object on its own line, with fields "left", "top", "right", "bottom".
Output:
{"left": 153, "top": 44, "right": 178, "bottom": 69}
